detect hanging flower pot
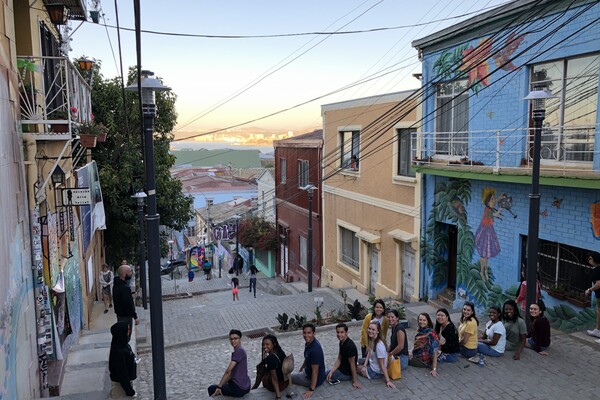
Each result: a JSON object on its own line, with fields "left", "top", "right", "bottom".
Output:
{"left": 90, "top": 10, "right": 100, "bottom": 23}
{"left": 79, "top": 134, "right": 97, "bottom": 148}
{"left": 96, "top": 123, "right": 108, "bottom": 142}
{"left": 97, "top": 132, "right": 107, "bottom": 142}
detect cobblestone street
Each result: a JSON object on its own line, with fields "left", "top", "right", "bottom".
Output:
{"left": 133, "top": 279, "right": 600, "bottom": 400}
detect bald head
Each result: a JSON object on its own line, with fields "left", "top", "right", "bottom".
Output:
{"left": 117, "top": 264, "right": 132, "bottom": 279}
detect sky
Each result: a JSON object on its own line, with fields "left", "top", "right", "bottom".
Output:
{"left": 69, "top": 0, "right": 509, "bottom": 135}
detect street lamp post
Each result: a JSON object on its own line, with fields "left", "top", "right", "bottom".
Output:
{"left": 125, "top": 70, "right": 170, "bottom": 400}
{"left": 523, "top": 88, "right": 555, "bottom": 328}
{"left": 302, "top": 184, "right": 315, "bottom": 292}
{"left": 132, "top": 191, "right": 147, "bottom": 309}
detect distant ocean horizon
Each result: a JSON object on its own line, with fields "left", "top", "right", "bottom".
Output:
{"left": 170, "top": 140, "right": 274, "bottom": 154}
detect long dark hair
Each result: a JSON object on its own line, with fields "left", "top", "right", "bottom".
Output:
{"left": 262, "top": 334, "right": 285, "bottom": 362}
{"left": 460, "top": 301, "right": 479, "bottom": 326}
{"left": 434, "top": 308, "right": 455, "bottom": 335}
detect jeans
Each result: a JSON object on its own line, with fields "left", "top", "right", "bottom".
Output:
{"left": 366, "top": 364, "right": 383, "bottom": 379}
{"left": 527, "top": 338, "right": 549, "bottom": 351}
{"left": 291, "top": 371, "right": 312, "bottom": 387}
{"left": 207, "top": 381, "right": 249, "bottom": 398}
{"left": 477, "top": 343, "right": 503, "bottom": 357}
{"left": 460, "top": 346, "right": 477, "bottom": 358}
{"left": 325, "top": 369, "right": 353, "bottom": 381}
{"left": 438, "top": 352, "right": 459, "bottom": 363}
{"left": 249, "top": 277, "right": 257, "bottom": 297}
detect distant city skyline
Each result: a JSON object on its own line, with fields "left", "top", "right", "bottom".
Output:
{"left": 70, "top": 0, "right": 508, "bottom": 132}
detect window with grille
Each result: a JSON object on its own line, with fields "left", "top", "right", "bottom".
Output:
{"left": 298, "top": 160, "right": 309, "bottom": 188}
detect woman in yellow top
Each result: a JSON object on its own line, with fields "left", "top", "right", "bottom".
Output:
{"left": 360, "top": 299, "right": 389, "bottom": 358}
{"left": 458, "top": 301, "right": 479, "bottom": 358}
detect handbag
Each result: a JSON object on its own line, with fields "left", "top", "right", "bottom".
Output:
{"left": 387, "top": 354, "right": 401, "bottom": 380}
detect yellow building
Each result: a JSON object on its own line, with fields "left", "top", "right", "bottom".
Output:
{"left": 321, "top": 91, "right": 422, "bottom": 301}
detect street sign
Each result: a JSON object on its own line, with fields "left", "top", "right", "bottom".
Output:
{"left": 61, "top": 188, "right": 91, "bottom": 206}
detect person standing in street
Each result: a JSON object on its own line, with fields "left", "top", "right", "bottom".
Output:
{"left": 100, "top": 263, "right": 114, "bottom": 314}
{"left": 231, "top": 277, "right": 240, "bottom": 302}
{"left": 247, "top": 265, "right": 258, "bottom": 298}
{"left": 326, "top": 323, "right": 361, "bottom": 389}
{"left": 208, "top": 329, "right": 251, "bottom": 397}
{"left": 291, "top": 323, "right": 326, "bottom": 399}
{"left": 585, "top": 251, "right": 600, "bottom": 343}
{"left": 113, "top": 264, "right": 138, "bottom": 341}
{"left": 108, "top": 321, "right": 137, "bottom": 397}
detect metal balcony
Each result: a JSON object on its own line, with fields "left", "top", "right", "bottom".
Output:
{"left": 18, "top": 56, "right": 92, "bottom": 140}
{"left": 412, "top": 126, "right": 599, "bottom": 179}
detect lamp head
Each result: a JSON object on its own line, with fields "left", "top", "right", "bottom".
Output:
{"left": 125, "top": 70, "right": 171, "bottom": 105}
{"left": 524, "top": 88, "right": 556, "bottom": 110}
{"left": 51, "top": 165, "right": 66, "bottom": 186}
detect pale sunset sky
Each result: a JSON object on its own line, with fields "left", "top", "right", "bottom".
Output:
{"left": 70, "top": 0, "right": 509, "bottom": 134}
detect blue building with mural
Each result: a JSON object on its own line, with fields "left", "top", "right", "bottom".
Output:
{"left": 412, "top": 0, "right": 600, "bottom": 331}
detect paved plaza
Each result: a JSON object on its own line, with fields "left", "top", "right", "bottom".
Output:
{"left": 132, "top": 277, "right": 600, "bottom": 400}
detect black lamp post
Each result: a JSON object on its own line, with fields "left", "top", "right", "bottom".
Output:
{"left": 125, "top": 70, "right": 170, "bottom": 399}
{"left": 523, "top": 88, "right": 554, "bottom": 327}
{"left": 132, "top": 191, "right": 147, "bottom": 309}
{"left": 302, "top": 184, "right": 315, "bottom": 292}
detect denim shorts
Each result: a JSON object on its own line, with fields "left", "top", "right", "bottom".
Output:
{"left": 366, "top": 364, "right": 384, "bottom": 380}
{"left": 527, "top": 338, "right": 548, "bottom": 351}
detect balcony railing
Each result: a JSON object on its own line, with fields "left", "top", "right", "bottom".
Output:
{"left": 412, "top": 125, "right": 599, "bottom": 176}
{"left": 17, "top": 56, "right": 92, "bottom": 140}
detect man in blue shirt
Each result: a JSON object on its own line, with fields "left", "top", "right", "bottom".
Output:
{"left": 291, "top": 323, "right": 326, "bottom": 399}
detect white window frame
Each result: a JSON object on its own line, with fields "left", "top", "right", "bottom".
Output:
{"left": 339, "top": 225, "right": 360, "bottom": 271}
{"left": 434, "top": 79, "right": 469, "bottom": 158}
{"left": 297, "top": 159, "right": 309, "bottom": 188}
{"left": 280, "top": 157, "right": 286, "bottom": 184}
{"left": 340, "top": 130, "right": 360, "bottom": 171}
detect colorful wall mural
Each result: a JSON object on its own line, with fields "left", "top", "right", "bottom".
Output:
{"left": 432, "top": 33, "right": 525, "bottom": 94}
{"left": 421, "top": 178, "right": 597, "bottom": 333}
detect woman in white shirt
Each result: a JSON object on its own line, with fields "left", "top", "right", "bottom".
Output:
{"left": 358, "top": 322, "right": 396, "bottom": 389}
{"left": 477, "top": 306, "right": 506, "bottom": 357}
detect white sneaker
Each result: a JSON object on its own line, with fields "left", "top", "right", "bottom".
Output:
{"left": 587, "top": 329, "right": 600, "bottom": 338}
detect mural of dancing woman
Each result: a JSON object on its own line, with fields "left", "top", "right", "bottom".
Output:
{"left": 475, "top": 188, "right": 501, "bottom": 281}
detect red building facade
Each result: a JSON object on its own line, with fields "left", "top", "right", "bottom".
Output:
{"left": 274, "top": 130, "right": 323, "bottom": 287}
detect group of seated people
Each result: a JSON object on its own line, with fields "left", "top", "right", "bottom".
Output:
{"left": 209, "top": 298, "right": 551, "bottom": 399}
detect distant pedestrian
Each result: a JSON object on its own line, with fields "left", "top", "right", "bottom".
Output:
{"left": 251, "top": 334, "right": 290, "bottom": 398}
{"left": 109, "top": 321, "right": 137, "bottom": 397}
{"left": 360, "top": 299, "right": 388, "bottom": 358}
{"left": 234, "top": 254, "right": 244, "bottom": 276}
{"left": 525, "top": 301, "right": 550, "bottom": 355}
{"left": 291, "top": 323, "right": 326, "bottom": 399}
{"left": 113, "top": 264, "right": 138, "bottom": 342}
{"left": 232, "top": 277, "right": 240, "bottom": 301}
{"left": 247, "top": 265, "right": 258, "bottom": 298}
{"left": 208, "top": 329, "right": 251, "bottom": 397}
{"left": 203, "top": 257, "right": 213, "bottom": 280}
{"left": 326, "top": 323, "right": 362, "bottom": 389}
{"left": 100, "top": 264, "right": 114, "bottom": 314}
{"left": 585, "top": 251, "right": 600, "bottom": 342}
{"left": 458, "top": 301, "right": 479, "bottom": 358}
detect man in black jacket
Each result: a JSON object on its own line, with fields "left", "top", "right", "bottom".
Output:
{"left": 109, "top": 321, "right": 137, "bottom": 397}
{"left": 113, "top": 264, "right": 138, "bottom": 341}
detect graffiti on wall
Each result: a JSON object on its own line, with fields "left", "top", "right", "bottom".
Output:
{"left": 592, "top": 201, "right": 600, "bottom": 239}
{"left": 433, "top": 33, "right": 526, "bottom": 94}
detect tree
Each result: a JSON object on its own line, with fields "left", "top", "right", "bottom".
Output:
{"left": 82, "top": 62, "right": 193, "bottom": 265}
{"left": 237, "top": 216, "right": 277, "bottom": 251}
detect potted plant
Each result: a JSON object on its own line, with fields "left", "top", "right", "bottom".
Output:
{"left": 75, "top": 122, "right": 99, "bottom": 148}
{"left": 566, "top": 290, "right": 591, "bottom": 308}
{"left": 96, "top": 123, "right": 108, "bottom": 142}
{"left": 547, "top": 284, "right": 567, "bottom": 300}
{"left": 48, "top": 109, "right": 69, "bottom": 133}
